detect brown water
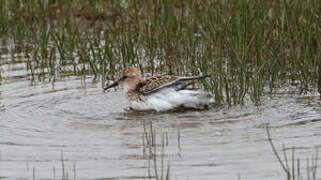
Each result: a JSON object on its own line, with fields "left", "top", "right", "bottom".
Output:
{"left": 1, "top": 55, "right": 321, "bottom": 180}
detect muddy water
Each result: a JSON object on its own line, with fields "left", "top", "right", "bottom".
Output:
{"left": 1, "top": 62, "right": 321, "bottom": 180}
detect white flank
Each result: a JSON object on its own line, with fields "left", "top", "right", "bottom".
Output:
{"left": 129, "top": 88, "right": 214, "bottom": 111}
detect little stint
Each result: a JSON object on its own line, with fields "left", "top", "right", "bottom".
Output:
{"left": 104, "top": 67, "right": 214, "bottom": 111}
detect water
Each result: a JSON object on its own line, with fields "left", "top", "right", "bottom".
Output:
{"left": 1, "top": 55, "right": 321, "bottom": 180}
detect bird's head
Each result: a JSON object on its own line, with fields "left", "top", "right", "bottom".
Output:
{"left": 103, "top": 67, "right": 142, "bottom": 92}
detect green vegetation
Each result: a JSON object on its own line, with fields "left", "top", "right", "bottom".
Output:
{"left": 0, "top": 0, "right": 320, "bottom": 105}
{"left": 267, "top": 125, "right": 320, "bottom": 180}
{"left": 142, "top": 121, "right": 173, "bottom": 180}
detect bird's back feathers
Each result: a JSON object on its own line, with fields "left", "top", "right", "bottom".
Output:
{"left": 137, "top": 75, "right": 209, "bottom": 95}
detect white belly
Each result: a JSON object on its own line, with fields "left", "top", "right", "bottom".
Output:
{"left": 129, "top": 88, "right": 214, "bottom": 112}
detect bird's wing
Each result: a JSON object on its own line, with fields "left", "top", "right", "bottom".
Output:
{"left": 136, "top": 75, "right": 178, "bottom": 94}
{"left": 138, "top": 75, "right": 209, "bottom": 95}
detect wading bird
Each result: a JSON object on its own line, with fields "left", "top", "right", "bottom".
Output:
{"left": 104, "top": 67, "right": 214, "bottom": 111}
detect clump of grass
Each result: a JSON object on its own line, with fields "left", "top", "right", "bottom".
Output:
{"left": 266, "top": 125, "right": 320, "bottom": 180}
{"left": 0, "top": 0, "right": 320, "bottom": 105}
{"left": 25, "top": 150, "right": 76, "bottom": 180}
{"left": 142, "top": 121, "right": 177, "bottom": 180}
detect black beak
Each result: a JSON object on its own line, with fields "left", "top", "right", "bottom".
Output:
{"left": 103, "top": 81, "right": 119, "bottom": 92}
{"left": 103, "top": 76, "right": 126, "bottom": 92}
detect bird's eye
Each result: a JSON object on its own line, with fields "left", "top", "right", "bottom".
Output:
{"left": 122, "top": 75, "right": 128, "bottom": 79}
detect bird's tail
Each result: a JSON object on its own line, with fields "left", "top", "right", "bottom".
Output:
{"left": 178, "top": 75, "right": 210, "bottom": 81}
{"left": 175, "top": 75, "right": 209, "bottom": 91}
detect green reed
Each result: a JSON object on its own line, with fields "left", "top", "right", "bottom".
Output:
{"left": 266, "top": 125, "right": 320, "bottom": 180}
{"left": 0, "top": 0, "right": 320, "bottom": 104}
{"left": 22, "top": 150, "right": 76, "bottom": 180}
{"left": 142, "top": 121, "right": 173, "bottom": 180}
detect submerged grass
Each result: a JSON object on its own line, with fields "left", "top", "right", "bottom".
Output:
{"left": 0, "top": 0, "right": 320, "bottom": 105}
{"left": 24, "top": 151, "right": 76, "bottom": 180}
{"left": 142, "top": 121, "right": 175, "bottom": 180}
{"left": 267, "top": 125, "right": 320, "bottom": 180}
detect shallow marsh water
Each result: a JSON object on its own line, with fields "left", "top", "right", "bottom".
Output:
{"left": 1, "top": 61, "right": 321, "bottom": 180}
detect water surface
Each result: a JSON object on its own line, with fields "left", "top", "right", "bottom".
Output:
{"left": 1, "top": 58, "right": 321, "bottom": 180}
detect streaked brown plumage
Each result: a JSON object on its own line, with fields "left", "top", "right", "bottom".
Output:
{"left": 104, "top": 67, "right": 209, "bottom": 103}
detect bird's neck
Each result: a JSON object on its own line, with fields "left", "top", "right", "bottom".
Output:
{"left": 123, "top": 78, "right": 141, "bottom": 93}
